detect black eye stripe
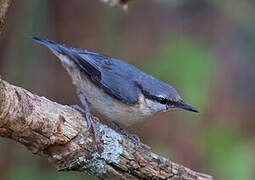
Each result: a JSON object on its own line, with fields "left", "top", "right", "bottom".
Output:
{"left": 140, "top": 89, "right": 170, "bottom": 105}
{"left": 159, "top": 98, "right": 167, "bottom": 104}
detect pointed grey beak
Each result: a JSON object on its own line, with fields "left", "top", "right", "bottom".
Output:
{"left": 177, "top": 103, "right": 199, "bottom": 113}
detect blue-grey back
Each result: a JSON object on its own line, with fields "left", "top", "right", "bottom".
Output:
{"left": 32, "top": 37, "right": 180, "bottom": 105}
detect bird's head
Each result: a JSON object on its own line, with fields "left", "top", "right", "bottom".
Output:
{"left": 153, "top": 94, "right": 199, "bottom": 113}
{"left": 138, "top": 76, "right": 198, "bottom": 114}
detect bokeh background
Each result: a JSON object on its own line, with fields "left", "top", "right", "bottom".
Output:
{"left": 0, "top": 0, "right": 255, "bottom": 179}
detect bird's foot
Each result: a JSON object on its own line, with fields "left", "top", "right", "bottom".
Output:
{"left": 112, "top": 122, "right": 140, "bottom": 145}
{"left": 126, "top": 134, "right": 140, "bottom": 144}
{"left": 71, "top": 105, "right": 99, "bottom": 150}
{"left": 71, "top": 105, "right": 99, "bottom": 128}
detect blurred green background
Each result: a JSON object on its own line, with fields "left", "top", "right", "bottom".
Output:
{"left": 1, "top": 0, "right": 255, "bottom": 179}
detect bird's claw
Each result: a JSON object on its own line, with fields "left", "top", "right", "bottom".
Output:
{"left": 127, "top": 134, "right": 140, "bottom": 144}
{"left": 71, "top": 104, "right": 99, "bottom": 150}
{"left": 112, "top": 122, "right": 141, "bottom": 145}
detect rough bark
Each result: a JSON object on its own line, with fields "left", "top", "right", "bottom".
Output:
{"left": 0, "top": 78, "right": 213, "bottom": 180}
{"left": 0, "top": 0, "right": 12, "bottom": 35}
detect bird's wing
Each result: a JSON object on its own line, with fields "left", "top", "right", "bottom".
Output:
{"left": 31, "top": 37, "right": 140, "bottom": 104}
{"left": 60, "top": 46, "right": 140, "bottom": 104}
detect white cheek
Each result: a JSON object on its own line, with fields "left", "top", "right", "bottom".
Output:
{"left": 163, "top": 107, "right": 176, "bottom": 112}
{"left": 52, "top": 50, "right": 75, "bottom": 67}
{"left": 143, "top": 98, "right": 166, "bottom": 114}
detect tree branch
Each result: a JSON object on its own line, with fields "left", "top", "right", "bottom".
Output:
{"left": 0, "top": 78, "right": 213, "bottom": 179}
{"left": 0, "top": 0, "right": 12, "bottom": 35}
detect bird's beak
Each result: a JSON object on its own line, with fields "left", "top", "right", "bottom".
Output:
{"left": 176, "top": 103, "right": 199, "bottom": 113}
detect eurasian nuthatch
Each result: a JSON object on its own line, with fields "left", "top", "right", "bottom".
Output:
{"left": 32, "top": 37, "right": 198, "bottom": 130}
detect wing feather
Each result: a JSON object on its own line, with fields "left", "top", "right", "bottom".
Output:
{"left": 60, "top": 47, "right": 140, "bottom": 104}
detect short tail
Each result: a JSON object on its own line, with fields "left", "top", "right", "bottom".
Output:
{"left": 31, "top": 37, "right": 62, "bottom": 53}
{"left": 31, "top": 37, "right": 90, "bottom": 73}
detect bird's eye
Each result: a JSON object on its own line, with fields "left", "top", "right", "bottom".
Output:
{"left": 159, "top": 98, "right": 167, "bottom": 104}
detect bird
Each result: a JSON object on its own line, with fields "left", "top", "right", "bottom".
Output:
{"left": 32, "top": 37, "right": 198, "bottom": 141}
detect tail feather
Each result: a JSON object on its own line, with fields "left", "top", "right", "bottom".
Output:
{"left": 31, "top": 36, "right": 101, "bottom": 78}
{"left": 31, "top": 37, "right": 62, "bottom": 53}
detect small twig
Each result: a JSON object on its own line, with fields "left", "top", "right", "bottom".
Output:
{"left": 0, "top": 0, "right": 12, "bottom": 35}
{"left": 0, "top": 78, "right": 213, "bottom": 179}
{"left": 99, "top": 0, "right": 130, "bottom": 10}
